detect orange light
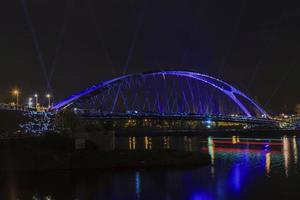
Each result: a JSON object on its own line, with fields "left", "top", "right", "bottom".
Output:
{"left": 12, "top": 89, "right": 19, "bottom": 95}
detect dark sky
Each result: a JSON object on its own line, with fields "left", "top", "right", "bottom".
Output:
{"left": 1, "top": 0, "right": 300, "bottom": 113}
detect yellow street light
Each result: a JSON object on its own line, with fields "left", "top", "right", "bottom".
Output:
{"left": 12, "top": 89, "right": 20, "bottom": 108}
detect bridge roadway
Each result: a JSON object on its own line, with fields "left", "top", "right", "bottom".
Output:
{"left": 78, "top": 113, "right": 280, "bottom": 127}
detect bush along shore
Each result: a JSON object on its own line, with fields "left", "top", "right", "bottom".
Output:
{"left": 0, "top": 134, "right": 210, "bottom": 172}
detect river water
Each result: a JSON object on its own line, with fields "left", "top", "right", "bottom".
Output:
{"left": 1, "top": 135, "right": 300, "bottom": 200}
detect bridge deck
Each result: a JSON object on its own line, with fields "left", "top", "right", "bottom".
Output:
{"left": 78, "top": 113, "right": 279, "bottom": 125}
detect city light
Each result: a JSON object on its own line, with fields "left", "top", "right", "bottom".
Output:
{"left": 46, "top": 94, "right": 51, "bottom": 108}
{"left": 28, "top": 97, "right": 33, "bottom": 108}
{"left": 12, "top": 89, "right": 20, "bottom": 107}
{"left": 1, "top": 2, "right": 299, "bottom": 199}
{"left": 13, "top": 89, "right": 19, "bottom": 95}
{"left": 34, "top": 94, "right": 39, "bottom": 109}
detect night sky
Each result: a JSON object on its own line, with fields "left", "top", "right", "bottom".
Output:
{"left": 1, "top": 0, "right": 300, "bottom": 113}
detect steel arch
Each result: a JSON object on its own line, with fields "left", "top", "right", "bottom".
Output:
{"left": 51, "top": 70, "right": 267, "bottom": 118}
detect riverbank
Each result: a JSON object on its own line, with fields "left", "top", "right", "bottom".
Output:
{"left": 0, "top": 134, "right": 210, "bottom": 172}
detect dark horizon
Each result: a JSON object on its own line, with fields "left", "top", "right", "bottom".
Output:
{"left": 1, "top": 0, "right": 300, "bottom": 113}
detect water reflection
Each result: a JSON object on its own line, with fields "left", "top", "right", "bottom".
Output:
{"left": 283, "top": 136, "right": 290, "bottom": 176}
{"left": 266, "top": 152, "right": 271, "bottom": 175}
{"left": 123, "top": 135, "right": 300, "bottom": 178}
{"left": 129, "top": 136, "right": 136, "bottom": 150}
{"left": 293, "top": 136, "right": 298, "bottom": 166}
{"left": 163, "top": 136, "right": 171, "bottom": 150}
{"left": 135, "top": 172, "right": 141, "bottom": 200}
{"left": 1, "top": 135, "right": 300, "bottom": 200}
{"left": 144, "top": 136, "right": 152, "bottom": 150}
{"left": 208, "top": 137, "right": 215, "bottom": 178}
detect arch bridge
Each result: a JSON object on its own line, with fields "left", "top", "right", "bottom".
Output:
{"left": 52, "top": 70, "right": 278, "bottom": 128}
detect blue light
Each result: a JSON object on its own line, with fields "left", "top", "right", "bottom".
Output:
{"left": 264, "top": 144, "right": 270, "bottom": 151}
{"left": 191, "top": 192, "right": 213, "bottom": 200}
{"left": 135, "top": 172, "right": 141, "bottom": 199}
{"left": 230, "top": 164, "right": 241, "bottom": 192}
{"left": 19, "top": 111, "right": 56, "bottom": 134}
{"left": 206, "top": 119, "right": 212, "bottom": 124}
{"left": 51, "top": 70, "right": 267, "bottom": 118}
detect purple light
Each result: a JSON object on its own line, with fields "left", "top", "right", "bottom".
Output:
{"left": 51, "top": 70, "right": 268, "bottom": 118}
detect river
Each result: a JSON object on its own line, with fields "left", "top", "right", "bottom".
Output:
{"left": 0, "top": 134, "right": 299, "bottom": 199}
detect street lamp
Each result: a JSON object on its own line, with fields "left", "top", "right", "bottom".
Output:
{"left": 28, "top": 97, "right": 33, "bottom": 108}
{"left": 12, "top": 89, "right": 19, "bottom": 108}
{"left": 46, "top": 94, "right": 51, "bottom": 108}
{"left": 34, "top": 94, "right": 39, "bottom": 109}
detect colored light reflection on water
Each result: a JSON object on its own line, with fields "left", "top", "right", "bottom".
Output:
{"left": 1, "top": 135, "right": 300, "bottom": 199}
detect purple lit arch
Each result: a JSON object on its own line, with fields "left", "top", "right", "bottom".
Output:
{"left": 52, "top": 70, "right": 267, "bottom": 118}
